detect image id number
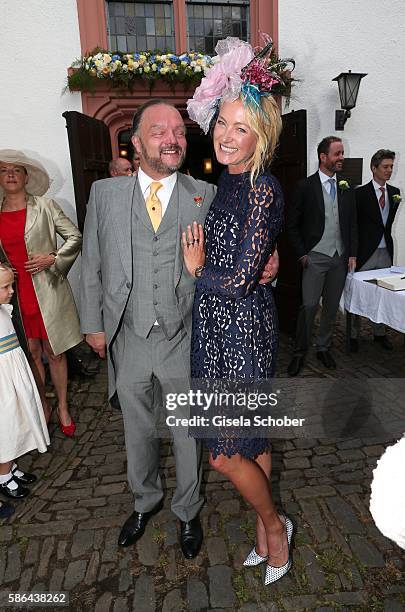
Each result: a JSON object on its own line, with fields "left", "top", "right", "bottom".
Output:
{"left": 1, "top": 592, "right": 69, "bottom": 607}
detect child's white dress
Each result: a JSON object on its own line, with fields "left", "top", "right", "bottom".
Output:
{"left": 0, "top": 304, "right": 50, "bottom": 463}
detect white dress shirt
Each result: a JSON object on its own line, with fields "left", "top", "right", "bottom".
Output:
{"left": 318, "top": 169, "right": 337, "bottom": 195}
{"left": 372, "top": 179, "right": 387, "bottom": 201}
{"left": 137, "top": 167, "right": 177, "bottom": 217}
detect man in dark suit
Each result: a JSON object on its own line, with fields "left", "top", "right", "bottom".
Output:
{"left": 350, "top": 149, "right": 400, "bottom": 351}
{"left": 287, "top": 136, "right": 357, "bottom": 376}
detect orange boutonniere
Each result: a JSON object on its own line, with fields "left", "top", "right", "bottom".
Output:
{"left": 194, "top": 196, "right": 203, "bottom": 207}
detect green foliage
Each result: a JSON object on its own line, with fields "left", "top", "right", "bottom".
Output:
{"left": 233, "top": 573, "right": 251, "bottom": 604}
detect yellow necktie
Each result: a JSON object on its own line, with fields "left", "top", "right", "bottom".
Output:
{"left": 146, "top": 181, "right": 163, "bottom": 231}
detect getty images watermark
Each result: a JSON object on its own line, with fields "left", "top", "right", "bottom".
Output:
{"left": 164, "top": 388, "right": 306, "bottom": 431}
{"left": 154, "top": 378, "right": 404, "bottom": 440}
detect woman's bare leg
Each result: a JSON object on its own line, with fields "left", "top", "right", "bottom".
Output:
{"left": 42, "top": 341, "right": 71, "bottom": 426}
{"left": 27, "top": 338, "right": 51, "bottom": 422}
{"left": 0, "top": 461, "right": 13, "bottom": 476}
{"left": 254, "top": 451, "right": 272, "bottom": 557}
{"left": 210, "top": 452, "right": 288, "bottom": 566}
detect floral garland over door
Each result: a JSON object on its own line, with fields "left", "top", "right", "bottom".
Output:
{"left": 67, "top": 45, "right": 295, "bottom": 95}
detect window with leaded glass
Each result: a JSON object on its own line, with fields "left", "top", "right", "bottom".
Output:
{"left": 106, "top": 1, "right": 175, "bottom": 52}
{"left": 186, "top": 0, "right": 249, "bottom": 55}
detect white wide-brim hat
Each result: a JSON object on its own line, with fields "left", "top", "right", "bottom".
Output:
{"left": 0, "top": 149, "right": 50, "bottom": 198}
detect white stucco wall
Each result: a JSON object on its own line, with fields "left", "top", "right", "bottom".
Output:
{"left": 0, "top": 0, "right": 83, "bottom": 294}
{"left": 279, "top": 0, "right": 405, "bottom": 193}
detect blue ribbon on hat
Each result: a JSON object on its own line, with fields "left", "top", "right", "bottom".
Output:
{"left": 241, "top": 82, "right": 268, "bottom": 108}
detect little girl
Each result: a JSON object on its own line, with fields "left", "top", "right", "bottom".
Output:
{"left": 0, "top": 263, "right": 49, "bottom": 505}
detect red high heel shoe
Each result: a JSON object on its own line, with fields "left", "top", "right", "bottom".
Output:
{"left": 57, "top": 412, "right": 76, "bottom": 437}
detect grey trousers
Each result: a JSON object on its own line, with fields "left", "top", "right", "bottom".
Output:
{"left": 113, "top": 324, "right": 204, "bottom": 522}
{"left": 294, "top": 251, "right": 347, "bottom": 356}
{"left": 351, "top": 247, "right": 392, "bottom": 339}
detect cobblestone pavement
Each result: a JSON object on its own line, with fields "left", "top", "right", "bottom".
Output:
{"left": 1, "top": 315, "right": 404, "bottom": 612}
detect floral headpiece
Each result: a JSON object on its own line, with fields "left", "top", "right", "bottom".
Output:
{"left": 187, "top": 36, "right": 295, "bottom": 134}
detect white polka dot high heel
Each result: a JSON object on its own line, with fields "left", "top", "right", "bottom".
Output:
{"left": 264, "top": 515, "right": 294, "bottom": 586}
{"left": 243, "top": 547, "right": 268, "bottom": 567}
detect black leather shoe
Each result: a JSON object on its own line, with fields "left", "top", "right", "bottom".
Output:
{"left": 180, "top": 516, "right": 203, "bottom": 559}
{"left": 118, "top": 500, "right": 163, "bottom": 547}
{"left": 0, "top": 477, "right": 30, "bottom": 499}
{"left": 12, "top": 468, "right": 37, "bottom": 485}
{"left": 349, "top": 338, "right": 359, "bottom": 353}
{"left": 109, "top": 391, "right": 121, "bottom": 411}
{"left": 0, "top": 501, "right": 15, "bottom": 519}
{"left": 316, "top": 351, "right": 336, "bottom": 369}
{"left": 66, "top": 351, "right": 97, "bottom": 378}
{"left": 287, "top": 356, "right": 304, "bottom": 376}
{"left": 374, "top": 336, "right": 393, "bottom": 351}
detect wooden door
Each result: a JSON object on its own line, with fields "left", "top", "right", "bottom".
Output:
{"left": 63, "top": 111, "right": 112, "bottom": 232}
{"left": 272, "top": 109, "right": 307, "bottom": 335}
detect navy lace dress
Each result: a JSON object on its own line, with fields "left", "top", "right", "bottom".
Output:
{"left": 190, "top": 169, "right": 284, "bottom": 459}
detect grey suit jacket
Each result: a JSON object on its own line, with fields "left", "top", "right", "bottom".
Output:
{"left": 80, "top": 172, "right": 216, "bottom": 396}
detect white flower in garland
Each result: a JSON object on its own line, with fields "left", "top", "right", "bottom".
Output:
{"left": 369, "top": 436, "right": 405, "bottom": 550}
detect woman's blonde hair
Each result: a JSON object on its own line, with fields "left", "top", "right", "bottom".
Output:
{"left": 242, "top": 94, "right": 282, "bottom": 185}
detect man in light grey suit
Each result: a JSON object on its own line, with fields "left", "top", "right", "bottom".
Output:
{"left": 80, "top": 100, "right": 278, "bottom": 558}
{"left": 80, "top": 100, "right": 215, "bottom": 558}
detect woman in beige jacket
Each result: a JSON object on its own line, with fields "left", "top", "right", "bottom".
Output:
{"left": 0, "top": 150, "right": 82, "bottom": 436}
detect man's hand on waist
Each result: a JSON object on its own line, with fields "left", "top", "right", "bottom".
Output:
{"left": 259, "top": 248, "right": 279, "bottom": 284}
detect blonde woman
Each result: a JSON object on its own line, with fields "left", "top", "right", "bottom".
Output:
{"left": 184, "top": 37, "right": 294, "bottom": 585}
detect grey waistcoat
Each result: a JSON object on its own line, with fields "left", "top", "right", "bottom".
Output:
{"left": 125, "top": 182, "right": 184, "bottom": 339}
{"left": 378, "top": 190, "right": 389, "bottom": 248}
{"left": 312, "top": 185, "right": 343, "bottom": 257}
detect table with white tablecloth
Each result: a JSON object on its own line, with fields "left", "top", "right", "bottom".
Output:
{"left": 342, "top": 268, "right": 405, "bottom": 350}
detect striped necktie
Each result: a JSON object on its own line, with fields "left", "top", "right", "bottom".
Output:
{"left": 379, "top": 186, "right": 386, "bottom": 210}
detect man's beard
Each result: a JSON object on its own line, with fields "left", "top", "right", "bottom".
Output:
{"left": 325, "top": 160, "right": 343, "bottom": 174}
{"left": 138, "top": 139, "right": 186, "bottom": 174}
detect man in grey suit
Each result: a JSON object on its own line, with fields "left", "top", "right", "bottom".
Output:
{"left": 80, "top": 100, "right": 215, "bottom": 558}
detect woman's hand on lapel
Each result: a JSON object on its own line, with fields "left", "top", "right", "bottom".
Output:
{"left": 182, "top": 222, "right": 205, "bottom": 277}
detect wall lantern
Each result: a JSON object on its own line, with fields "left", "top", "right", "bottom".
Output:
{"left": 332, "top": 71, "right": 367, "bottom": 130}
{"left": 203, "top": 158, "right": 213, "bottom": 174}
